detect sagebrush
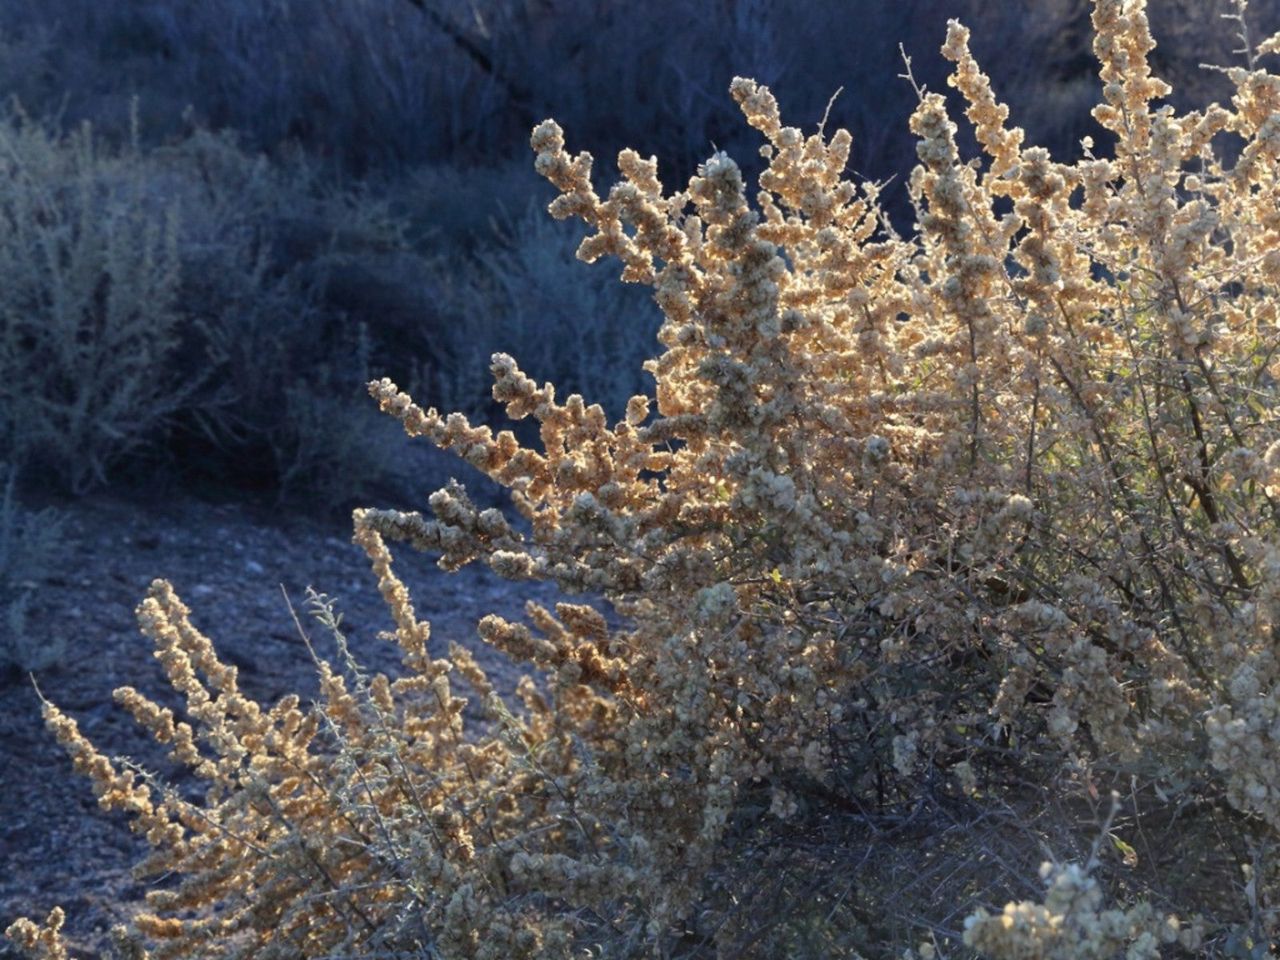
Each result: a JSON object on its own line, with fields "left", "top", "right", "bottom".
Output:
{"left": 0, "top": 105, "right": 435, "bottom": 505}
{"left": 11, "top": 1, "right": 1280, "bottom": 957}
{"left": 0, "top": 106, "right": 185, "bottom": 494}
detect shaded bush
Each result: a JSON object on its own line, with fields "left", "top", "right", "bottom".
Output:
{"left": 0, "top": 106, "right": 454, "bottom": 506}
{"left": 155, "top": 130, "right": 427, "bottom": 507}
{"left": 0, "top": 107, "right": 186, "bottom": 494}
{"left": 429, "top": 205, "right": 661, "bottom": 425}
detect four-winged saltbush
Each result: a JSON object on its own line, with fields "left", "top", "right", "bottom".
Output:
{"left": 10, "top": 1, "right": 1280, "bottom": 956}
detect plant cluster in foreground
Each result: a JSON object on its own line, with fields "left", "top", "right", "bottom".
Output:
{"left": 10, "top": 0, "right": 1280, "bottom": 956}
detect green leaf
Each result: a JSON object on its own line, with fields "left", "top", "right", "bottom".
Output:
{"left": 1111, "top": 835, "right": 1138, "bottom": 867}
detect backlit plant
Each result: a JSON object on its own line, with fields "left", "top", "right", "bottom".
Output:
{"left": 10, "top": 1, "right": 1280, "bottom": 955}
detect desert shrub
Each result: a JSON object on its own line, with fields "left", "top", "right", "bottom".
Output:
{"left": 12, "top": 1, "right": 1280, "bottom": 957}
{"left": 0, "top": 105, "right": 447, "bottom": 504}
{"left": 0, "top": 463, "right": 69, "bottom": 676}
{"left": 157, "top": 128, "right": 427, "bottom": 507}
{"left": 0, "top": 106, "right": 186, "bottom": 494}
{"left": 138, "top": 126, "right": 519, "bottom": 509}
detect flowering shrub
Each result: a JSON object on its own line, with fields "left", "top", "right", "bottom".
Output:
{"left": 10, "top": 0, "right": 1280, "bottom": 955}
